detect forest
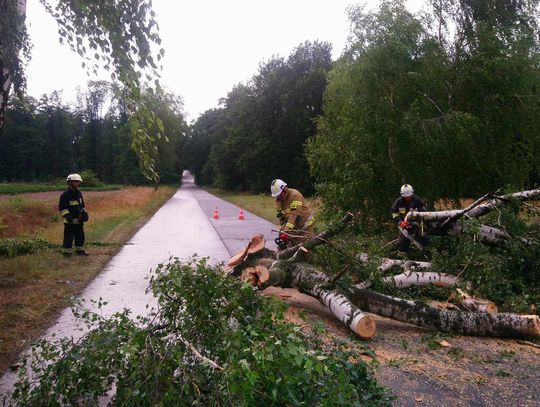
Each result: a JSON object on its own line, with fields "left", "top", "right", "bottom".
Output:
{"left": 185, "top": 0, "right": 540, "bottom": 221}
{"left": 0, "top": 83, "right": 187, "bottom": 185}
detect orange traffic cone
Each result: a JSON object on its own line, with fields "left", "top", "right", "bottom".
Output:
{"left": 213, "top": 207, "right": 220, "bottom": 219}
{"left": 238, "top": 208, "right": 245, "bottom": 220}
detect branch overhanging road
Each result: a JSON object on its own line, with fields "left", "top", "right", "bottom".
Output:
{"left": 0, "top": 171, "right": 277, "bottom": 395}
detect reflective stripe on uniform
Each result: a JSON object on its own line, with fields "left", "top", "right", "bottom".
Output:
{"left": 303, "top": 214, "right": 314, "bottom": 228}
{"left": 69, "top": 200, "right": 79, "bottom": 206}
{"left": 290, "top": 200, "right": 302, "bottom": 209}
{"left": 285, "top": 222, "right": 294, "bottom": 229}
{"left": 64, "top": 218, "right": 79, "bottom": 224}
{"left": 60, "top": 209, "right": 70, "bottom": 216}
{"left": 392, "top": 213, "right": 399, "bottom": 219}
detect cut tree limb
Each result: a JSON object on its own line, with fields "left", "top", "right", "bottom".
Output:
{"left": 307, "top": 286, "right": 376, "bottom": 338}
{"left": 455, "top": 288, "right": 498, "bottom": 314}
{"left": 383, "top": 271, "right": 459, "bottom": 288}
{"left": 276, "top": 212, "right": 354, "bottom": 260}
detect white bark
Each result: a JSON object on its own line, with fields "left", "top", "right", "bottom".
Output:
{"left": 308, "top": 286, "right": 376, "bottom": 338}
{"left": 383, "top": 271, "right": 459, "bottom": 288}
{"left": 407, "top": 189, "right": 540, "bottom": 223}
{"left": 449, "top": 223, "right": 512, "bottom": 245}
{"left": 378, "top": 258, "right": 404, "bottom": 272}
{"left": 349, "top": 287, "right": 540, "bottom": 337}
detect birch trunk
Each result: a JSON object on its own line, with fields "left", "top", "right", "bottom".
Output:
{"left": 241, "top": 260, "right": 539, "bottom": 338}
{"left": 307, "top": 286, "right": 376, "bottom": 338}
{"left": 383, "top": 271, "right": 459, "bottom": 288}
{"left": 245, "top": 262, "right": 375, "bottom": 338}
{"left": 0, "top": 0, "right": 26, "bottom": 129}
{"left": 448, "top": 223, "right": 512, "bottom": 245}
{"left": 347, "top": 286, "right": 539, "bottom": 338}
{"left": 407, "top": 189, "right": 540, "bottom": 223}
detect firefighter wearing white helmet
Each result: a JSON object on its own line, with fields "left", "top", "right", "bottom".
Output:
{"left": 391, "top": 184, "right": 429, "bottom": 256}
{"left": 271, "top": 179, "right": 315, "bottom": 250}
{"left": 66, "top": 173, "right": 83, "bottom": 182}
{"left": 59, "top": 173, "right": 89, "bottom": 256}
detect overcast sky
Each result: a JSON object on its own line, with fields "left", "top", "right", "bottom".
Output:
{"left": 25, "top": 0, "right": 424, "bottom": 121}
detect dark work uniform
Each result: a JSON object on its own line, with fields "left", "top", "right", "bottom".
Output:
{"left": 59, "top": 187, "right": 86, "bottom": 255}
{"left": 390, "top": 194, "right": 429, "bottom": 254}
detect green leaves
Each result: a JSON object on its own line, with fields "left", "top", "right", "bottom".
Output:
{"left": 12, "top": 257, "right": 392, "bottom": 405}
{"left": 185, "top": 41, "right": 333, "bottom": 193}
{"left": 308, "top": 0, "right": 540, "bottom": 223}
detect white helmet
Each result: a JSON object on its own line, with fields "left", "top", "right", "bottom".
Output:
{"left": 66, "top": 173, "right": 83, "bottom": 182}
{"left": 270, "top": 179, "right": 287, "bottom": 197}
{"left": 400, "top": 184, "right": 414, "bottom": 197}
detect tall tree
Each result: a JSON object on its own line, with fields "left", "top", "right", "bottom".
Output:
{"left": 307, "top": 0, "right": 540, "bottom": 223}
{"left": 188, "top": 41, "right": 333, "bottom": 193}
{"left": 0, "top": 0, "right": 165, "bottom": 181}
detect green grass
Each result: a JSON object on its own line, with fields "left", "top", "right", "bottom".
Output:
{"left": 0, "top": 186, "right": 177, "bottom": 374}
{"left": 0, "top": 182, "right": 122, "bottom": 194}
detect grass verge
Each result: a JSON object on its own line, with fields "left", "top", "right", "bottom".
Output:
{"left": 203, "top": 187, "right": 320, "bottom": 225}
{"left": 0, "top": 186, "right": 177, "bottom": 374}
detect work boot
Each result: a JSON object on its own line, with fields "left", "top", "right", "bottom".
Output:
{"left": 75, "top": 250, "right": 89, "bottom": 256}
{"left": 62, "top": 252, "right": 72, "bottom": 258}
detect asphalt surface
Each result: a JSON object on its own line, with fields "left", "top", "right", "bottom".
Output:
{"left": 0, "top": 171, "right": 278, "bottom": 396}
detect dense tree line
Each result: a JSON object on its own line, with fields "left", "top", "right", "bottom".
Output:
{"left": 183, "top": 0, "right": 539, "bottom": 220}
{"left": 308, "top": 0, "right": 540, "bottom": 221}
{"left": 0, "top": 82, "right": 187, "bottom": 184}
{"left": 184, "top": 41, "right": 333, "bottom": 193}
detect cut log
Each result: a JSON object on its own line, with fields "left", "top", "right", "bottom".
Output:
{"left": 307, "top": 286, "right": 376, "bottom": 338}
{"left": 455, "top": 288, "right": 498, "bottom": 314}
{"left": 383, "top": 271, "right": 459, "bottom": 288}
{"left": 242, "top": 260, "right": 375, "bottom": 338}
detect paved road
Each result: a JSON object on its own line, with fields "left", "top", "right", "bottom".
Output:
{"left": 0, "top": 171, "right": 278, "bottom": 396}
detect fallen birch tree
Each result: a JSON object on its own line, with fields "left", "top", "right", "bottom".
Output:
{"left": 227, "top": 197, "right": 540, "bottom": 339}
{"left": 404, "top": 188, "right": 540, "bottom": 246}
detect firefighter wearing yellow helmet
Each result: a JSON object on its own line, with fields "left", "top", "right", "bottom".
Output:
{"left": 271, "top": 179, "right": 315, "bottom": 249}
{"left": 390, "top": 184, "right": 429, "bottom": 256}
{"left": 59, "top": 173, "right": 89, "bottom": 257}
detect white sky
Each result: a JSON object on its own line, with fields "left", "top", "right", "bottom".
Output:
{"left": 25, "top": 0, "right": 424, "bottom": 121}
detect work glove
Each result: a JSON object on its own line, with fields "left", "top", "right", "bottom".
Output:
{"left": 65, "top": 214, "right": 74, "bottom": 223}
{"left": 279, "top": 232, "right": 289, "bottom": 242}
{"left": 399, "top": 220, "right": 410, "bottom": 229}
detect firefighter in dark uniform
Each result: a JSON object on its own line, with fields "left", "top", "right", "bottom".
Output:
{"left": 59, "top": 173, "right": 89, "bottom": 256}
{"left": 391, "top": 184, "right": 429, "bottom": 257}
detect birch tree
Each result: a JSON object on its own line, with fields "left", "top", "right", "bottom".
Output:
{"left": 0, "top": 0, "right": 165, "bottom": 181}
